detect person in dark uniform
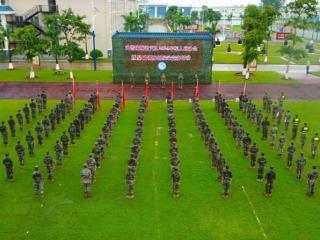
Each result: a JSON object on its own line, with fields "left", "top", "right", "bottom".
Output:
{"left": 307, "top": 166, "right": 318, "bottom": 196}
{"left": 300, "top": 123, "right": 309, "bottom": 149}
{"left": 23, "top": 104, "right": 30, "bottom": 124}
{"left": 35, "top": 122, "right": 44, "bottom": 146}
{"left": 222, "top": 165, "right": 232, "bottom": 197}
{"left": 243, "top": 133, "right": 252, "bottom": 157}
{"left": 15, "top": 141, "right": 25, "bottom": 167}
{"left": 257, "top": 153, "right": 267, "bottom": 182}
{"left": 0, "top": 121, "right": 8, "bottom": 145}
{"left": 265, "top": 166, "right": 276, "bottom": 197}
{"left": 296, "top": 153, "right": 306, "bottom": 180}
{"left": 286, "top": 142, "right": 295, "bottom": 169}
{"left": 250, "top": 142, "right": 259, "bottom": 168}
{"left": 29, "top": 99, "right": 37, "bottom": 119}
{"left": 3, "top": 153, "right": 13, "bottom": 181}
{"left": 16, "top": 110, "right": 24, "bottom": 130}
{"left": 44, "top": 152, "right": 54, "bottom": 181}
{"left": 8, "top": 116, "right": 16, "bottom": 138}
{"left": 261, "top": 117, "right": 270, "bottom": 140}
{"left": 32, "top": 165, "right": 44, "bottom": 197}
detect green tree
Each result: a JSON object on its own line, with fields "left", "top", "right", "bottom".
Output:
{"left": 279, "top": 34, "right": 307, "bottom": 79}
{"left": 0, "top": 25, "right": 15, "bottom": 69}
{"left": 205, "top": 22, "right": 220, "bottom": 49}
{"left": 57, "top": 9, "right": 90, "bottom": 79}
{"left": 123, "top": 11, "right": 149, "bottom": 32}
{"left": 261, "top": 0, "right": 285, "bottom": 10}
{"left": 123, "top": 12, "right": 139, "bottom": 32}
{"left": 178, "top": 15, "right": 191, "bottom": 31}
{"left": 191, "top": 11, "right": 199, "bottom": 24}
{"left": 285, "top": 0, "right": 318, "bottom": 34}
{"left": 262, "top": 5, "right": 281, "bottom": 62}
{"left": 165, "top": 6, "right": 182, "bottom": 32}
{"left": 242, "top": 5, "right": 267, "bottom": 79}
{"left": 43, "top": 14, "right": 64, "bottom": 71}
{"left": 12, "top": 25, "right": 49, "bottom": 79}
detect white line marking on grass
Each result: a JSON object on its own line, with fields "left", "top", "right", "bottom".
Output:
{"left": 241, "top": 185, "right": 268, "bottom": 239}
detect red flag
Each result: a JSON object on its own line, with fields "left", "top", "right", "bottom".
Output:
{"left": 96, "top": 81, "right": 101, "bottom": 110}
{"left": 72, "top": 77, "right": 76, "bottom": 103}
{"left": 145, "top": 81, "right": 150, "bottom": 109}
{"left": 121, "top": 81, "right": 126, "bottom": 108}
{"left": 195, "top": 79, "right": 200, "bottom": 99}
{"left": 170, "top": 81, "right": 174, "bottom": 99}
{"left": 243, "top": 81, "right": 247, "bottom": 95}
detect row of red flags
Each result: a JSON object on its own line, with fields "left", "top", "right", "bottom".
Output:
{"left": 71, "top": 79, "right": 248, "bottom": 107}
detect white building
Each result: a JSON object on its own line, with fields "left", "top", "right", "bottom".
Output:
{"left": 0, "top": 0, "right": 138, "bottom": 57}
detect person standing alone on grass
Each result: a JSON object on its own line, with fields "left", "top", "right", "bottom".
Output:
{"left": 307, "top": 166, "right": 318, "bottom": 196}
{"left": 265, "top": 166, "right": 276, "bottom": 197}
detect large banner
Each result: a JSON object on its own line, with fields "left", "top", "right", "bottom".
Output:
{"left": 112, "top": 32, "right": 213, "bottom": 84}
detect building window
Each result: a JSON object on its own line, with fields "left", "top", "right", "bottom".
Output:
{"left": 147, "top": 6, "right": 155, "bottom": 18}
{"left": 157, "top": 7, "right": 166, "bottom": 18}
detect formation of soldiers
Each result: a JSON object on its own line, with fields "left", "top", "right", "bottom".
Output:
{"left": 192, "top": 97, "right": 232, "bottom": 197}
{"left": 237, "top": 91, "right": 319, "bottom": 196}
{"left": 125, "top": 96, "right": 147, "bottom": 199}
{"left": 167, "top": 94, "right": 181, "bottom": 198}
{"left": 215, "top": 93, "right": 276, "bottom": 197}
{"left": 81, "top": 93, "right": 122, "bottom": 197}
{"left": 33, "top": 92, "right": 99, "bottom": 197}
{"left": 0, "top": 91, "right": 48, "bottom": 147}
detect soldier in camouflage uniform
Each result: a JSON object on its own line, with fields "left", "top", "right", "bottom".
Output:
{"left": 278, "top": 133, "right": 286, "bottom": 157}
{"left": 41, "top": 91, "right": 47, "bottom": 110}
{"left": 42, "top": 115, "right": 50, "bottom": 138}
{"left": 54, "top": 104, "right": 61, "bottom": 124}
{"left": 270, "top": 124, "right": 278, "bottom": 147}
{"left": 86, "top": 154, "right": 97, "bottom": 182}
{"left": 257, "top": 153, "right": 267, "bottom": 182}
{"left": 286, "top": 142, "right": 295, "bottom": 169}
{"left": 16, "top": 110, "right": 24, "bottom": 130}
{"left": 44, "top": 152, "right": 54, "bottom": 180}
{"left": 0, "top": 121, "right": 8, "bottom": 145}
{"left": 307, "top": 166, "right": 318, "bottom": 196}
{"left": 29, "top": 99, "right": 37, "bottom": 119}
{"left": 54, "top": 140, "right": 63, "bottom": 166}
{"left": 35, "top": 122, "right": 44, "bottom": 146}
{"left": 296, "top": 153, "right": 306, "bottom": 180}
{"left": 250, "top": 142, "right": 259, "bottom": 168}
{"left": 59, "top": 100, "right": 66, "bottom": 120}
{"left": 68, "top": 123, "right": 76, "bottom": 145}
{"left": 26, "top": 130, "right": 35, "bottom": 156}
{"left": 222, "top": 165, "right": 232, "bottom": 197}
{"left": 284, "top": 110, "right": 291, "bottom": 132}
{"left": 265, "top": 166, "right": 276, "bottom": 197}
{"left": 15, "top": 141, "right": 25, "bottom": 167}
{"left": 81, "top": 164, "right": 92, "bottom": 197}
{"left": 49, "top": 110, "right": 56, "bottom": 131}
{"left": 23, "top": 104, "right": 30, "bottom": 124}
{"left": 2, "top": 153, "right": 13, "bottom": 181}
{"left": 36, "top": 94, "right": 43, "bottom": 114}
{"left": 8, "top": 116, "right": 16, "bottom": 138}
{"left": 60, "top": 131, "right": 69, "bottom": 156}
{"left": 32, "top": 165, "right": 44, "bottom": 197}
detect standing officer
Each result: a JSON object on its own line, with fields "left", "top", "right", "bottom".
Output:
{"left": 8, "top": 116, "right": 16, "bottom": 138}
{"left": 0, "top": 121, "right": 8, "bottom": 145}
{"left": 81, "top": 164, "right": 92, "bottom": 197}
{"left": 32, "top": 165, "right": 44, "bottom": 197}
{"left": 43, "top": 152, "right": 54, "bottom": 181}
{"left": 265, "top": 166, "right": 276, "bottom": 197}
{"left": 257, "top": 153, "right": 267, "bottom": 182}
{"left": 300, "top": 123, "right": 309, "bottom": 149}
{"left": 25, "top": 130, "right": 35, "bottom": 156}
{"left": 307, "top": 166, "right": 318, "bottom": 196}
{"left": 222, "top": 165, "right": 232, "bottom": 197}
{"left": 2, "top": 153, "right": 13, "bottom": 181}
{"left": 15, "top": 141, "right": 25, "bottom": 167}
{"left": 16, "top": 110, "right": 24, "bottom": 130}
{"left": 292, "top": 114, "right": 300, "bottom": 140}
{"left": 311, "top": 133, "right": 320, "bottom": 159}
{"left": 296, "top": 153, "right": 306, "bottom": 180}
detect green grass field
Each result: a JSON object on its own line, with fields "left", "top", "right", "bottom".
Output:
{"left": 214, "top": 41, "right": 320, "bottom": 65}
{"left": 0, "top": 99, "right": 320, "bottom": 239}
{"left": 0, "top": 69, "right": 298, "bottom": 85}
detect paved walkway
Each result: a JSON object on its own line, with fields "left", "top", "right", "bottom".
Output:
{"left": 1, "top": 82, "right": 320, "bottom": 100}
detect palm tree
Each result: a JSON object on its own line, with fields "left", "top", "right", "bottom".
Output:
{"left": 205, "top": 22, "right": 220, "bottom": 49}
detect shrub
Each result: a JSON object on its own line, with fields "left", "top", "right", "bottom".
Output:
{"left": 90, "top": 49, "right": 103, "bottom": 59}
